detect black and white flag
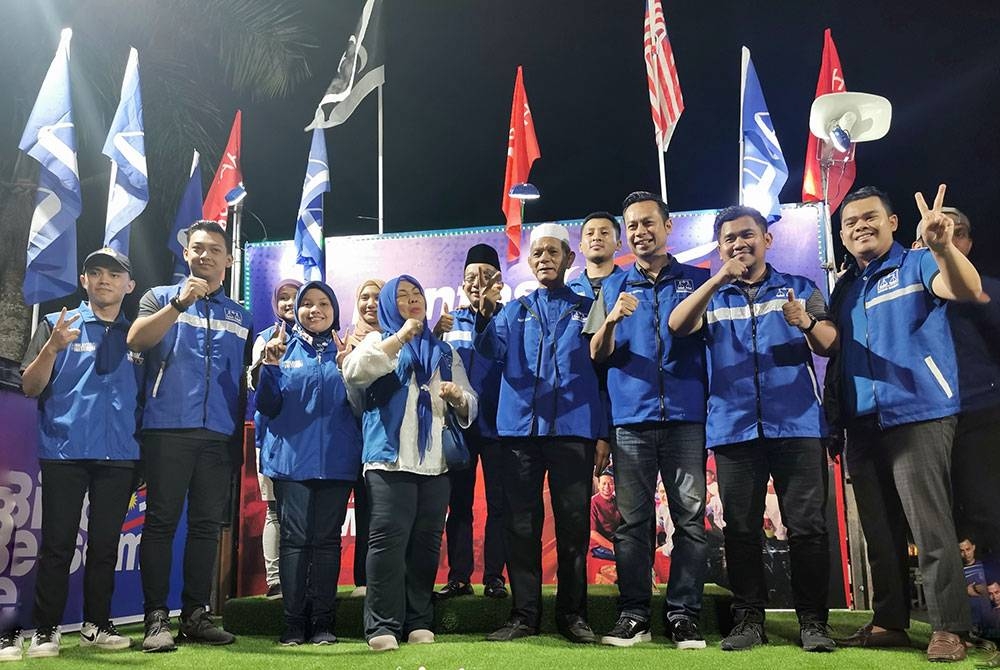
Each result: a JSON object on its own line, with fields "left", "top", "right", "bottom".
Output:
{"left": 306, "top": 0, "right": 385, "bottom": 130}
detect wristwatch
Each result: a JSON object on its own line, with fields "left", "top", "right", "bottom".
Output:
{"left": 800, "top": 316, "right": 818, "bottom": 333}
{"left": 169, "top": 297, "right": 186, "bottom": 312}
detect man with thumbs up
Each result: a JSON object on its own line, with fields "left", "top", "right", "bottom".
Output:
{"left": 669, "top": 205, "right": 838, "bottom": 653}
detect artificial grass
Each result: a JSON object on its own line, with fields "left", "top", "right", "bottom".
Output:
{"left": 24, "top": 610, "right": 999, "bottom": 670}
{"left": 223, "top": 584, "right": 735, "bottom": 638}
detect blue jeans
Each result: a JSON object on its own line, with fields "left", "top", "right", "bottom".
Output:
{"left": 273, "top": 478, "right": 353, "bottom": 632}
{"left": 614, "top": 423, "right": 707, "bottom": 623}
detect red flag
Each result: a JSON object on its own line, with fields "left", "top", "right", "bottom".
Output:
{"left": 501, "top": 66, "right": 540, "bottom": 262}
{"left": 203, "top": 110, "right": 242, "bottom": 229}
{"left": 644, "top": 0, "right": 684, "bottom": 150}
{"left": 802, "top": 29, "right": 855, "bottom": 213}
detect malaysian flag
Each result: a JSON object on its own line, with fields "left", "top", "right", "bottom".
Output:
{"left": 644, "top": 0, "right": 684, "bottom": 151}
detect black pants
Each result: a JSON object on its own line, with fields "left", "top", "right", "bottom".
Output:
{"left": 363, "top": 470, "right": 450, "bottom": 640}
{"left": 845, "top": 416, "right": 970, "bottom": 632}
{"left": 33, "top": 461, "right": 135, "bottom": 627}
{"left": 352, "top": 476, "right": 370, "bottom": 587}
{"left": 273, "top": 479, "right": 352, "bottom": 631}
{"left": 713, "top": 437, "right": 830, "bottom": 625}
{"left": 445, "top": 436, "right": 506, "bottom": 584}
{"left": 502, "top": 438, "right": 593, "bottom": 628}
{"left": 952, "top": 407, "right": 1000, "bottom": 558}
{"left": 139, "top": 432, "right": 232, "bottom": 616}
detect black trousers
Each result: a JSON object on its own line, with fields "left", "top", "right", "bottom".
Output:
{"left": 33, "top": 461, "right": 135, "bottom": 627}
{"left": 445, "top": 436, "right": 506, "bottom": 584}
{"left": 139, "top": 432, "right": 232, "bottom": 616}
{"left": 352, "top": 476, "right": 370, "bottom": 587}
{"left": 501, "top": 438, "right": 593, "bottom": 628}
{"left": 713, "top": 437, "right": 830, "bottom": 625}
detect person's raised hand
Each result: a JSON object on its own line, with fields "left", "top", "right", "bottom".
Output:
{"left": 263, "top": 321, "right": 288, "bottom": 365}
{"left": 433, "top": 303, "right": 454, "bottom": 337}
{"left": 45, "top": 307, "right": 81, "bottom": 353}
{"left": 477, "top": 267, "right": 503, "bottom": 318}
{"left": 398, "top": 318, "right": 424, "bottom": 343}
{"left": 716, "top": 257, "right": 749, "bottom": 285}
{"left": 915, "top": 184, "right": 954, "bottom": 253}
{"left": 177, "top": 276, "right": 211, "bottom": 308}
{"left": 439, "top": 380, "right": 465, "bottom": 407}
{"left": 608, "top": 292, "right": 639, "bottom": 324}
{"left": 781, "top": 288, "right": 810, "bottom": 329}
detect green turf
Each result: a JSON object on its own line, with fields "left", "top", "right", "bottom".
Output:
{"left": 22, "top": 610, "right": 998, "bottom": 670}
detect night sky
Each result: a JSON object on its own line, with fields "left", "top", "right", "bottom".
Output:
{"left": 11, "top": 0, "right": 1000, "bottom": 295}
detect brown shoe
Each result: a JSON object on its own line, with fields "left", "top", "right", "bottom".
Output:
{"left": 926, "top": 631, "right": 966, "bottom": 663}
{"left": 839, "top": 623, "right": 910, "bottom": 648}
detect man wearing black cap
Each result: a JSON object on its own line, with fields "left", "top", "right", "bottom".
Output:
{"left": 15, "top": 248, "right": 139, "bottom": 658}
{"left": 435, "top": 243, "right": 509, "bottom": 600}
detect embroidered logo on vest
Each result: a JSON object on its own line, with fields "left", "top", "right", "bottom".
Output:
{"left": 877, "top": 269, "right": 899, "bottom": 293}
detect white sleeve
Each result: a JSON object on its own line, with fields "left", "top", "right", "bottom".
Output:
{"left": 449, "top": 343, "right": 478, "bottom": 428}
{"left": 342, "top": 331, "right": 398, "bottom": 388}
{"left": 246, "top": 334, "right": 268, "bottom": 391}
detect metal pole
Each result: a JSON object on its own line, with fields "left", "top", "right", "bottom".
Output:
{"left": 229, "top": 203, "right": 243, "bottom": 303}
{"left": 378, "top": 84, "right": 384, "bottom": 235}
{"left": 657, "top": 146, "right": 667, "bottom": 202}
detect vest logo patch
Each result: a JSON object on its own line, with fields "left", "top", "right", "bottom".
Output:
{"left": 281, "top": 360, "right": 303, "bottom": 369}
{"left": 225, "top": 308, "right": 244, "bottom": 324}
{"left": 775, "top": 287, "right": 791, "bottom": 299}
{"left": 877, "top": 269, "right": 900, "bottom": 293}
{"left": 71, "top": 342, "right": 97, "bottom": 353}
{"left": 571, "top": 311, "right": 587, "bottom": 323}
{"left": 674, "top": 279, "right": 694, "bottom": 293}
{"left": 128, "top": 351, "right": 144, "bottom": 365}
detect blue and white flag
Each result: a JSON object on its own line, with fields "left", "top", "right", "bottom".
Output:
{"left": 102, "top": 47, "right": 147, "bottom": 254}
{"left": 169, "top": 151, "right": 202, "bottom": 282}
{"left": 19, "top": 28, "right": 81, "bottom": 304}
{"left": 294, "top": 129, "right": 330, "bottom": 281}
{"left": 740, "top": 47, "right": 787, "bottom": 223}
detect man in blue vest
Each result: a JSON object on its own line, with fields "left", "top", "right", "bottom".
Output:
{"left": 475, "top": 224, "right": 610, "bottom": 644}
{"left": 588, "top": 191, "right": 710, "bottom": 649}
{"left": 829, "top": 185, "right": 982, "bottom": 662}
{"left": 567, "top": 211, "right": 624, "bottom": 300}
{"left": 668, "top": 205, "right": 838, "bottom": 652}
{"left": 128, "top": 220, "right": 251, "bottom": 652}
{"left": 10, "top": 248, "right": 139, "bottom": 660}
{"left": 435, "top": 243, "right": 508, "bottom": 601}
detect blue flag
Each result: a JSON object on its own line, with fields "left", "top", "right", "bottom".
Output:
{"left": 740, "top": 47, "right": 787, "bottom": 223}
{"left": 102, "top": 47, "right": 148, "bottom": 254}
{"left": 169, "top": 151, "right": 203, "bottom": 282}
{"left": 294, "top": 129, "right": 330, "bottom": 281}
{"left": 19, "top": 28, "right": 81, "bottom": 304}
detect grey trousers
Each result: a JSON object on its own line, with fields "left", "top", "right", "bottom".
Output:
{"left": 845, "top": 415, "right": 971, "bottom": 633}
{"left": 363, "top": 470, "right": 450, "bottom": 641}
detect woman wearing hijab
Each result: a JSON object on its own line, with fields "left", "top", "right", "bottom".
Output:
{"left": 256, "top": 281, "right": 363, "bottom": 645}
{"left": 342, "top": 275, "right": 478, "bottom": 652}
{"left": 336, "top": 278, "right": 384, "bottom": 598}
{"left": 249, "top": 278, "right": 301, "bottom": 599}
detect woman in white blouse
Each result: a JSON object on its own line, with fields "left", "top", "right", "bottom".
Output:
{"left": 342, "top": 274, "right": 477, "bottom": 652}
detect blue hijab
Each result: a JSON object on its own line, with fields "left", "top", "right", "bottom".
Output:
{"left": 378, "top": 275, "right": 445, "bottom": 461}
{"left": 293, "top": 281, "right": 340, "bottom": 355}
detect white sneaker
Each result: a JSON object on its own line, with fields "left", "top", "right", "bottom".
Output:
{"left": 0, "top": 629, "right": 24, "bottom": 662}
{"left": 26, "top": 627, "right": 60, "bottom": 658}
{"left": 367, "top": 634, "right": 398, "bottom": 651}
{"left": 350, "top": 586, "right": 367, "bottom": 598}
{"left": 407, "top": 629, "right": 435, "bottom": 644}
{"left": 80, "top": 621, "right": 131, "bottom": 650}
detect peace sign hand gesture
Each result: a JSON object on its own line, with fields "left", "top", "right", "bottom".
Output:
{"left": 477, "top": 267, "right": 503, "bottom": 318}
{"left": 263, "top": 322, "right": 288, "bottom": 365}
{"left": 915, "top": 184, "right": 954, "bottom": 254}
{"left": 45, "top": 307, "right": 81, "bottom": 354}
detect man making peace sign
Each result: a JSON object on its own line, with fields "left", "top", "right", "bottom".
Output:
{"left": 829, "top": 185, "right": 983, "bottom": 662}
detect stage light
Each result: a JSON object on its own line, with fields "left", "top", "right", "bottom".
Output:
{"left": 508, "top": 182, "right": 540, "bottom": 201}
{"left": 809, "top": 92, "right": 892, "bottom": 152}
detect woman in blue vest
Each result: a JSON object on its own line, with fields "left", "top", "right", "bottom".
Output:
{"left": 255, "top": 281, "right": 363, "bottom": 646}
{"left": 342, "top": 274, "right": 478, "bottom": 652}
{"left": 249, "top": 277, "right": 302, "bottom": 600}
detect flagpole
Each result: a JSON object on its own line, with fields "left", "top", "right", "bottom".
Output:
{"left": 31, "top": 304, "right": 40, "bottom": 338}
{"left": 229, "top": 204, "right": 243, "bottom": 303}
{"left": 657, "top": 145, "right": 667, "bottom": 202}
{"left": 377, "top": 84, "right": 384, "bottom": 235}
{"left": 739, "top": 47, "right": 748, "bottom": 205}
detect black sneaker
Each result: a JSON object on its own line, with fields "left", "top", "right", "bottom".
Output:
{"left": 483, "top": 579, "right": 509, "bottom": 599}
{"left": 266, "top": 583, "right": 282, "bottom": 600}
{"left": 279, "top": 627, "right": 305, "bottom": 646}
{"left": 800, "top": 622, "right": 836, "bottom": 652}
{"left": 601, "top": 615, "right": 652, "bottom": 647}
{"left": 142, "top": 610, "right": 176, "bottom": 653}
{"left": 485, "top": 617, "right": 537, "bottom": 642}
{"left": 178, "top": 607, "right": 235, "bottom": 645}
{"left": 671, "top": 617, "right": 707, "bottom": 650}
{"left": 557, "top": 615, "right": 596, "bottom": 644}
{"left": 721, "top": 620, "right": 767, "bottom": 651}
{"left": 433, "top": 580, "right": 474, "bottom": 600}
